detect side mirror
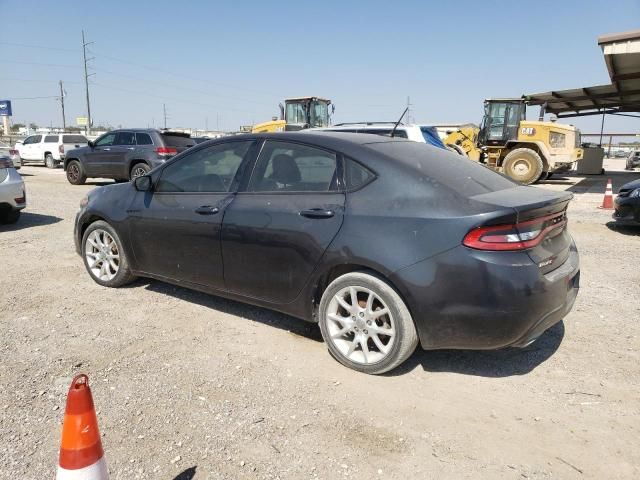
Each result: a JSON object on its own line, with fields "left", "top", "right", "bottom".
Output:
{"left": 134, "top": 175, "right": 152, "bottom": 192}
{"left": 87, "top": 140, "right": 94, "bottom": 148}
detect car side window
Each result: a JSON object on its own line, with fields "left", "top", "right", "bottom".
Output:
{"left": 156, "top": 141, "right": 253, "bottom": 193}
{"left": 32, "top": 135, "right": 43, "bottom": 143}
{"left": 344, "top": 157, "right": 375, "bottom": 190}
{"left": 44, "top": 135, "right": 58, "bottom": 143}
{"left": 248, "top": 141, "right": 338, "bottom": 192}
{"left": 115, "top": 131, "right": 135, "bottom": 146}
{"left": 23, "top": 136, "right": 34, "bottom": 145}
{"left": 95, "top": 133, "right": 116, "bottom": 147}
{"left": 136, "top": 133, "right": 153, "bottom": 145}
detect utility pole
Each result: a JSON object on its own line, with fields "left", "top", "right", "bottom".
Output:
{"left": 82, "top": 30, "right": 94, "bottom": 136}
{"left": 163, "top": 103, "right": 167, "bottom": 129}
{"left": 59, "top": 80, "right": 66, "bottom": 131}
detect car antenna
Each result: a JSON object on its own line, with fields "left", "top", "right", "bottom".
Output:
{"left": 389, "top": 107, "right": 409, "bottom": 138}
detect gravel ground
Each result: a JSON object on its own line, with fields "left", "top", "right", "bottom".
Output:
{"left": 1, "top": 163, "right": 639, "bottom": 480}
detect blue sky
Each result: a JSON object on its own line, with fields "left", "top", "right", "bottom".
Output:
{"left": 1, "top": 0, "right": 639, "bottom": 137}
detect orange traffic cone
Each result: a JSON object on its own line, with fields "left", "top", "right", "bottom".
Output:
{"left": 56, "top": 374, "right": 109, "bottom": 479}
{"left": 599, "top": 178, "right": 614, "bottom": 209}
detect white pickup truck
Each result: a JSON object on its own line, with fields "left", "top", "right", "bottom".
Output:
{"left": 14, "top": 133, "right": 89, "bottom": 168}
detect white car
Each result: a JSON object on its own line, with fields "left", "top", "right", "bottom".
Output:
{"left": 14, "top": 133, "right": 88, "bottom": 168}
{"left": 0, "top": 156, "right": 26, "bottom": 224}
{"left": 306, "top": 122, "right": 447, "bottom": 149}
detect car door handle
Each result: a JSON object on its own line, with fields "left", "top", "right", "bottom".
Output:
{"left": 127, "top": 147, "right": 135, "bottom": 150}
{"left": 102, "top": 147, "right": 111, "bottom": 151}
{"left": 195, "top": 206, "right": 219, "bottom": 215}
{"left": 299, "top": 208, "right": 335, "bottom": 219}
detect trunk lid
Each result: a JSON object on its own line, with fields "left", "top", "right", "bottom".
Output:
{"left": 470, "top": 186, "right": 573, "bottom": 274}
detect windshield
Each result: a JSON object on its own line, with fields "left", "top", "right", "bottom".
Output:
{"left": 310, "top": 101, "right": 329, "bottom": 128}
{"left": 285, "top": 102, "right": 308, "bottom": 125}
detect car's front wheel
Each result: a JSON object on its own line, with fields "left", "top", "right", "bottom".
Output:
{"left": 82, "top": 220, "right": 137, "bottom": 287}
{"left": 130, "top": 163, "right": 150, "bottom": 180}
{"left": 318, "top": 272, "right": 418, "bottom": 374}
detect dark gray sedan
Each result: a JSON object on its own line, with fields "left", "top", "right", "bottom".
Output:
{"left": 74, "top": 132, "right": 580, "bottom": 374}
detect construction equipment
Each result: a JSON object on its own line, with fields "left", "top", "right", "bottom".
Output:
{"left": 443, "top": 99, "right": 583, "bottom": 184}
{"left": 251, "top": 97, "right": 333, "bottom": 133}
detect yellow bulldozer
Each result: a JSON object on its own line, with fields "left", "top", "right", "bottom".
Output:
{"left": 443, "top": 98, "right": 583, "bottom": 184}
{"left": 251, "top": 96, "right": 333, "bottom": 133}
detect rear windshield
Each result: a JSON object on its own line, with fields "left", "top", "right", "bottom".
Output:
{"left": 161, "top": 133, "right": 195, "bottom": 147}
{"left": 63, "top": 135, "right": 87, "bottom": 143}
{"left": 365, "top": 141, "right": 516, "bottom": 196}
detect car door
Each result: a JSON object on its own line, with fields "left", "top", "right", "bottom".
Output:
{"left": 84, "top": 132, "right": 117, "bottom": 175}
{"left": 109, "top": 131, "right": 136, "bottom": 177}
{"left": 221, "top": 140, "right": 345, "bottom": 303}
{"left": 22, "top": 135, "right": 42, "bottom": 160}
{"left": 127, "top": 140, "right": 257, "bottom": 288}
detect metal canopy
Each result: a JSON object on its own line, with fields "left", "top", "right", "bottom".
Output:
{"left": 524, "top": 30, "right": 640, "bottom": 118}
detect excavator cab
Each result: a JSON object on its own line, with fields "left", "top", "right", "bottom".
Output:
{"left": 283, "top": 97, "right": 332, "bottom": 131}
{"left": 479, "top": 99, "right": 526, "bottom": 146}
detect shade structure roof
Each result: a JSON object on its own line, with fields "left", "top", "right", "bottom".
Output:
{"left": 524, "top": 30, "right": 640, "bottom": 117}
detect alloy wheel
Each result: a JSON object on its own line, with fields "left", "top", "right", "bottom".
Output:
{"left": 131, "top": 166, "right": 148, "bottom": 179}
{"left": 85, "top": 229, "right": 120, "bottom": 281}
{"left": 68, "top": 164, "right": 80, "bottom": 182}
{"left": 326, "top": 286, "right": 396, "bottom": 364}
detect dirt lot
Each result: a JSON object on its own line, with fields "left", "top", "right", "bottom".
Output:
{"left": 1, "top": 163, "right": 639, "bottom": 480}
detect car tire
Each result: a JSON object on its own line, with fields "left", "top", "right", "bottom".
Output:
{"left": 130, "top": 163, "right": 150, "bottom": 180}
{"left": 81, "top": 220, "right": 137, "bottom": 288}
{"left": 66, "top": 160, "right": 86, "bottom": 185}
{"left": 502, "top": 148, "right": 544, "bottom": 185}
{"left": 318, "top": 271, "right": 418, "bottom": 374}
{"left": 45, "top": 154, "right": 56, "bottom": 169}
{"left": 0, "top": 209, "right": 20, "bottom": 225}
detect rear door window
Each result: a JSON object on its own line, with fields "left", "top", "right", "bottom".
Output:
{"left": 62, "top": 135, "right": 88, "bottom": 143}
{"left": 248, "top": 141, "right": 338, "bottom": 192}
{"left": 44, "top": 135, "right": 58, "bottom": 143}
{"left": 136, "top": 133, "right": 153, "bottom": 145}
{"left": 115, "top": 131, "right": 136, "bottom": 146}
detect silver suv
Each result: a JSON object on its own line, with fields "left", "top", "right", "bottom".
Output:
{"left": 0, "top": 156, "right": 26, "bottom": 224}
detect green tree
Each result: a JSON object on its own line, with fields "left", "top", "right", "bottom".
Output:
{"left": 11, "top": 123, "right": 25, "bottom": 132}
{"left": 29, "top": 122, "right": 38, "bottom": 130}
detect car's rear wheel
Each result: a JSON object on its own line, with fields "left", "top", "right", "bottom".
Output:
{"left": 0, "top": 208, "right": 20, "bottom": 225}
{"left": 66, "top": 160, "right": 86, "bottom": 185}
{"left": 130, "top": 163, "right": 150, "bottom": 180}
{"left": 82, "top": 220, "right": 136, "bottom": 287}
{"left": 502, "top": 148, "right": 544, "bottom": 185}
{"left": 318, "top": 272, "right": 418, "bottom": 374}
{"left": 45, "top": 153, "right": 56, "bottom": 169}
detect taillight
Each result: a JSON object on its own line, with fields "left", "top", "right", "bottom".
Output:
{"left": 155, "top": 147, "right": 177, "bottom": 156}
{"left": 463, "top": 212, "right": 567, "bottom": 251}
{"left": 9, "top": 149, "right": 18, "bottom": 155}
{"left": 0, "top": 158, "right": 12, "bottom": 168}
{"left": 59, "top": 144, "right": 64, "bottom": 154}
{"left": 15, "top": 190, "right": 26, "bottom": 204}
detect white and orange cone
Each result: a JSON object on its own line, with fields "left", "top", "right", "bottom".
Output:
{"left": 56, "top": 374, "right": 109, "bottom": 480}
{"left": 599, "top": 178, "right": 614, "bottom": 209}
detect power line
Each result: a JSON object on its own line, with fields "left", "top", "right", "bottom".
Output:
{"left": 0, "top": 41, "right": 78, "bottom": 52}
{"left": 2, "top": 60, "right": 80, "bottom": 68}
{"left": 11, "top": 95, "right": 60, "bottom": 100}
{"left": 0, "top": 77, "right": 82, "bottom": 84}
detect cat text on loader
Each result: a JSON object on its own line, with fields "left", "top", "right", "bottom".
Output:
{"left": 251, "top": 97, "right": 333, "bottom": 133}
{"left": 444, "top": 99, "right": 583, "bottom": 184}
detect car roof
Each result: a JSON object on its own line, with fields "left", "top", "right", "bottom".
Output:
{"left": 222, "top": 131, "right": 413, "bottom": 148}
{"left": 312, "top": 123, "right": 416, "bottom": 131}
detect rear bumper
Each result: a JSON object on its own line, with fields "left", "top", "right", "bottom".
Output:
{"left": 391, "top": 242, "right": 580, "bottom": 350}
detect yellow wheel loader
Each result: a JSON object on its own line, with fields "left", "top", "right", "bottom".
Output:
{"left": 444, "top": 99, "right": 583, "bottom": 184}
{"left": 251, "top": 97, "right": 333, "bottom": 133}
